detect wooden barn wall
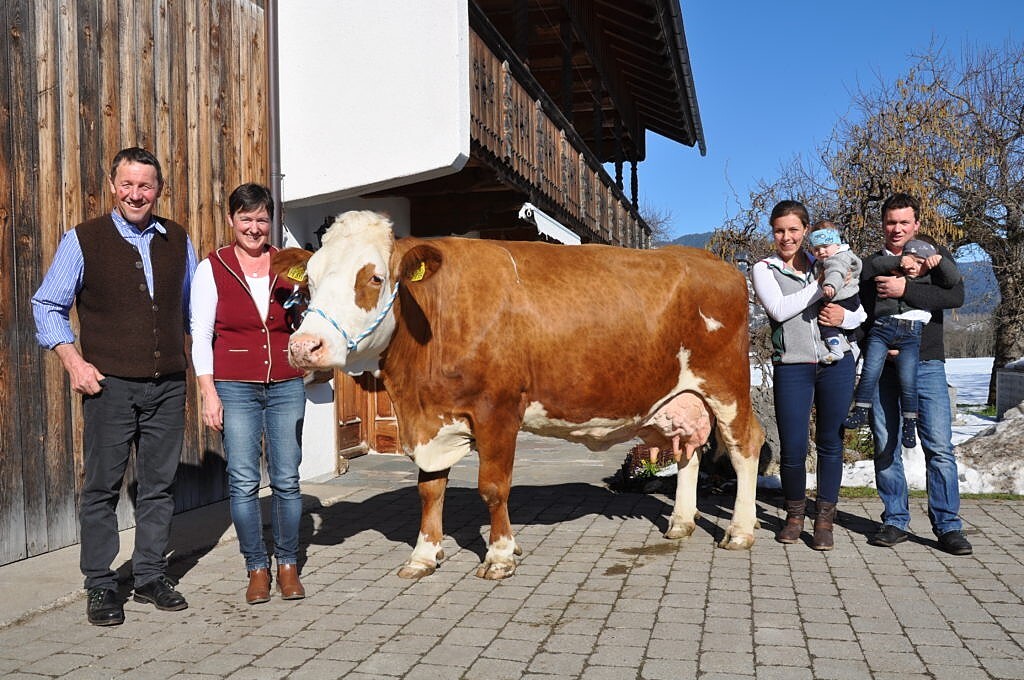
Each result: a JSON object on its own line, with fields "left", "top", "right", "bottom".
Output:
{"left": 0, "top": 0, "right": 267, "bottom": 566}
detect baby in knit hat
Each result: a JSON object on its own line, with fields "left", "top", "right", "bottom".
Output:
{"left": 844, "top": 237, "right": 961, "bottom": 448}
{"left": 809, "top": 221, "right": 862, "bottom": 364}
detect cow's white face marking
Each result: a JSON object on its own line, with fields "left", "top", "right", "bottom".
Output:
{"left": 699, "top": 309, "right": 723, "bottom": 332}
{"left": 293, "top": 211, "right": 398, "bottom": 374}
{"left": 406, "top": 419, "right": 474, "bottom": 472}
{"left": 522, "top": 403, "right": 641, "bottom": 450}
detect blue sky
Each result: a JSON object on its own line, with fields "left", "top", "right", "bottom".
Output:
{"left": 641, "top": 1, "right": 1024, "bottom": 238}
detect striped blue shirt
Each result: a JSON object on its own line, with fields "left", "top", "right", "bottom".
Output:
{"left": 31, "top": 210, "right": 199, "bottom": 349}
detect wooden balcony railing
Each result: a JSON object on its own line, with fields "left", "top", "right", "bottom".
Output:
{"left": 469, "top": 29, "right": 648, "bottom": 249}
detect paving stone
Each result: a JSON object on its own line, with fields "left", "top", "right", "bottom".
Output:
{"left": 542, "top": 633, "right": 595, "bottom": 654}
{"left": 251, "top": 645, "right": 317, "bottom": 669}
{"left": 927, "top": 665, "right": 992, "bottom": 680}
{"left": 863, "top": 649, "right": 928, "bottom": 674}
{"left": 641, "top": 658, "right": 698, "bottom": 679}
{"left": 350, "top": 651, "right": 420, "bottom": 676}
{"left": 464, "top": 656, "right": 528, "bottom": 680}
{"left": 285, "top": 659, "right": 357, "bottom": 679}
{"left": 697, "top": 649, "right": 754, "bottom": 675}
{"left": 586, "top": 643, "right": 645, "bottom": 667}
{"left": 420, "top": 643, "right": 485, "bottom": 668}
{"left": 811, "top": 657, "right": 872, "bottom": 680}
{"left": 18, "top": 652, "right": 93, "bottom": 675}
{"left": 190, "top": 652, "right": 255, "bottom": 675}
{"left": 644, "top": 637, "right": 700, "bottom": 661}
{"left": 755, "top": 666, "right": 813, "bottom": 680}
{"left": 527, "top": 651, "right": 586, "bottom": 676}
{"left": 980, "top": 657, "right": 1024, "bottom": 679}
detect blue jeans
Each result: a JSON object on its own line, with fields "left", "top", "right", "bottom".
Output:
{"left": 216, "top": 378, "right": 305, "bottom": 570}
{"left": 853, "top": 317, "right": 922, "bottom": 418}
{"left": 871, "top": 360, "right": 962, "bottom": 536}
{"left": 772, "top": 353, "right": 856, "bottom": 504}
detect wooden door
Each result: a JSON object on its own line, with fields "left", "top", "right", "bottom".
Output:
{"left": 335, "top": 372, "right": 402, "bottom": 461}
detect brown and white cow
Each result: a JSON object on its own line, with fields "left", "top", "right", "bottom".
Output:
{"left": 273, "top": 210, "right": 764, "bottom": 580}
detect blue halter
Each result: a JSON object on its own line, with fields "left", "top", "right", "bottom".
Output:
{"left": 304, "top": 282, "right": 400, "bottom": 353}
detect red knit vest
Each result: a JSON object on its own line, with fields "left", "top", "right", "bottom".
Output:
{"left": 209, "top": 245, "right": 304, "bottom": 383}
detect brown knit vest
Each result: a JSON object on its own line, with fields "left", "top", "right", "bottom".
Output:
{"left": 76, "top": 215, "right": 188, "bottom": 378}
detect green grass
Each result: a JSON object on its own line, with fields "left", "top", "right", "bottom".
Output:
{"left": 839, "top": 486, "right": 1022, "bottom": 501}
{"left": 961, "top": 404, "right": 997, "bottom": 418}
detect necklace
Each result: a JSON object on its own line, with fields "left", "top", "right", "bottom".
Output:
{"left": 235, "top": 245, "right": 268, "bottom": 278}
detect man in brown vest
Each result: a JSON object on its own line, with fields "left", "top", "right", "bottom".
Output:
{"left": 32, "top": 147, "right": 198, "bottom": 625}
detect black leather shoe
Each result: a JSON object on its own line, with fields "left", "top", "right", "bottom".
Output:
{"left": 938, "top": 530, "right": 973, "bottom": 555}
{"left": 86, "top": 588, "right": 124, "bottom": 626}
{"left": 133, "top": 576, "right": 188, "bottom": 611}
{"left": 868, "top": 524, "right": 909, "bottom": 547}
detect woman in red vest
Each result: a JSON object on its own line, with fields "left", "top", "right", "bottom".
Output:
{"left": 191, "top": 183, "right": 307, "bottom": 604}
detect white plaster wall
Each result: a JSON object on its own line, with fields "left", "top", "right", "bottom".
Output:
{"left": 297, "top": 378, "right": 337, "bottom": 482}
{"left": 278, "top": 1, "right": 470, "bottom": 206}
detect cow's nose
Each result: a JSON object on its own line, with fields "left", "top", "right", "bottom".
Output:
{"left": 289, "top": 334, "right": 324, "bottom": 367}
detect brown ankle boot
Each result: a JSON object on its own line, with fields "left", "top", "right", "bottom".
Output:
{"left": 245, "top": 568, "right": 271, "bottom": 604}
{"left": 777, "top": 499, "right": 806, "bottom": 544}
{"left": 277, "top": 564, "right": 305, "bottom": 600}
{"left": 812, "top": 500, "right": 837, "bottom": 551}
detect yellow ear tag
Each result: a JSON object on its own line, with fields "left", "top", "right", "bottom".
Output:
{"left": 286, "top": 265, "right": 308, "bottom": 283}
{"left": 409, "top": 261, "right": 427, "bottom": 282}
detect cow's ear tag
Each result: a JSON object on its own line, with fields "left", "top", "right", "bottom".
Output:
{"left": 286, "top": 264, "right": 308, "bottom": 283}
{"left": 408, "top": 261, "right": 427, "bottom": 282}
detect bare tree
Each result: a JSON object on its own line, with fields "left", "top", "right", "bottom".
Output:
{"left": 830, "top": 44, "right": 1024, "bottom": 403}
{"left": 639, "top": 200, "right": 676, "bottom": 245}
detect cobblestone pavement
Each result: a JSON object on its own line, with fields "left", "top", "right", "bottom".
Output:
{"left": 0, "top": 434, "right": 1022, "bottom": 679}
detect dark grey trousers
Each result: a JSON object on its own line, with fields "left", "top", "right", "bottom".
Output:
{"left": 80, "top": 374, "right": 185, "bottom": 590}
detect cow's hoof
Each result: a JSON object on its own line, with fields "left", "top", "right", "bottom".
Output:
{"left": 475, "top": 560, "right": 516, "bottom": 580}
{"left": 718, "top": 532, "right": 755, "bottom": 550}
{"left": 664, "top": 521, "right": 696, "bottom": 540}
{"left": 397, "top": 561, "right": 437, "bottom": 579}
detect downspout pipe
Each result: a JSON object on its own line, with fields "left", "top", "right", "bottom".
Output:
{"left": 266, "top": 0, "right": 284, "bottom": 245}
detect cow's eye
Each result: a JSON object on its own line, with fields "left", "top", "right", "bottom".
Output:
{"left": 370, "top": 274, "right": 384, "bottom": 285}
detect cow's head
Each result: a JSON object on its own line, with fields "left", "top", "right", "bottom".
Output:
{"left": 272, "top": 211, "right": 399, "bottom": 376}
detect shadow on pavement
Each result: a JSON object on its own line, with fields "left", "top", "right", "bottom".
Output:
{"left": 300, "top": 482, "right": 750, "bottom": 566}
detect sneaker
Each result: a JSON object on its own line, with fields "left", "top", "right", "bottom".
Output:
{"left": 844, "top": 406, "right": 870, "bottom": 429}
{"left": 868, "top": 524, "right": 909, "bottom": 547}
{"left": 901, "top": 417, "right": 918, "bottom": 448}
{"left": 938, "top": 530, "right": 973, "bottom": 555}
